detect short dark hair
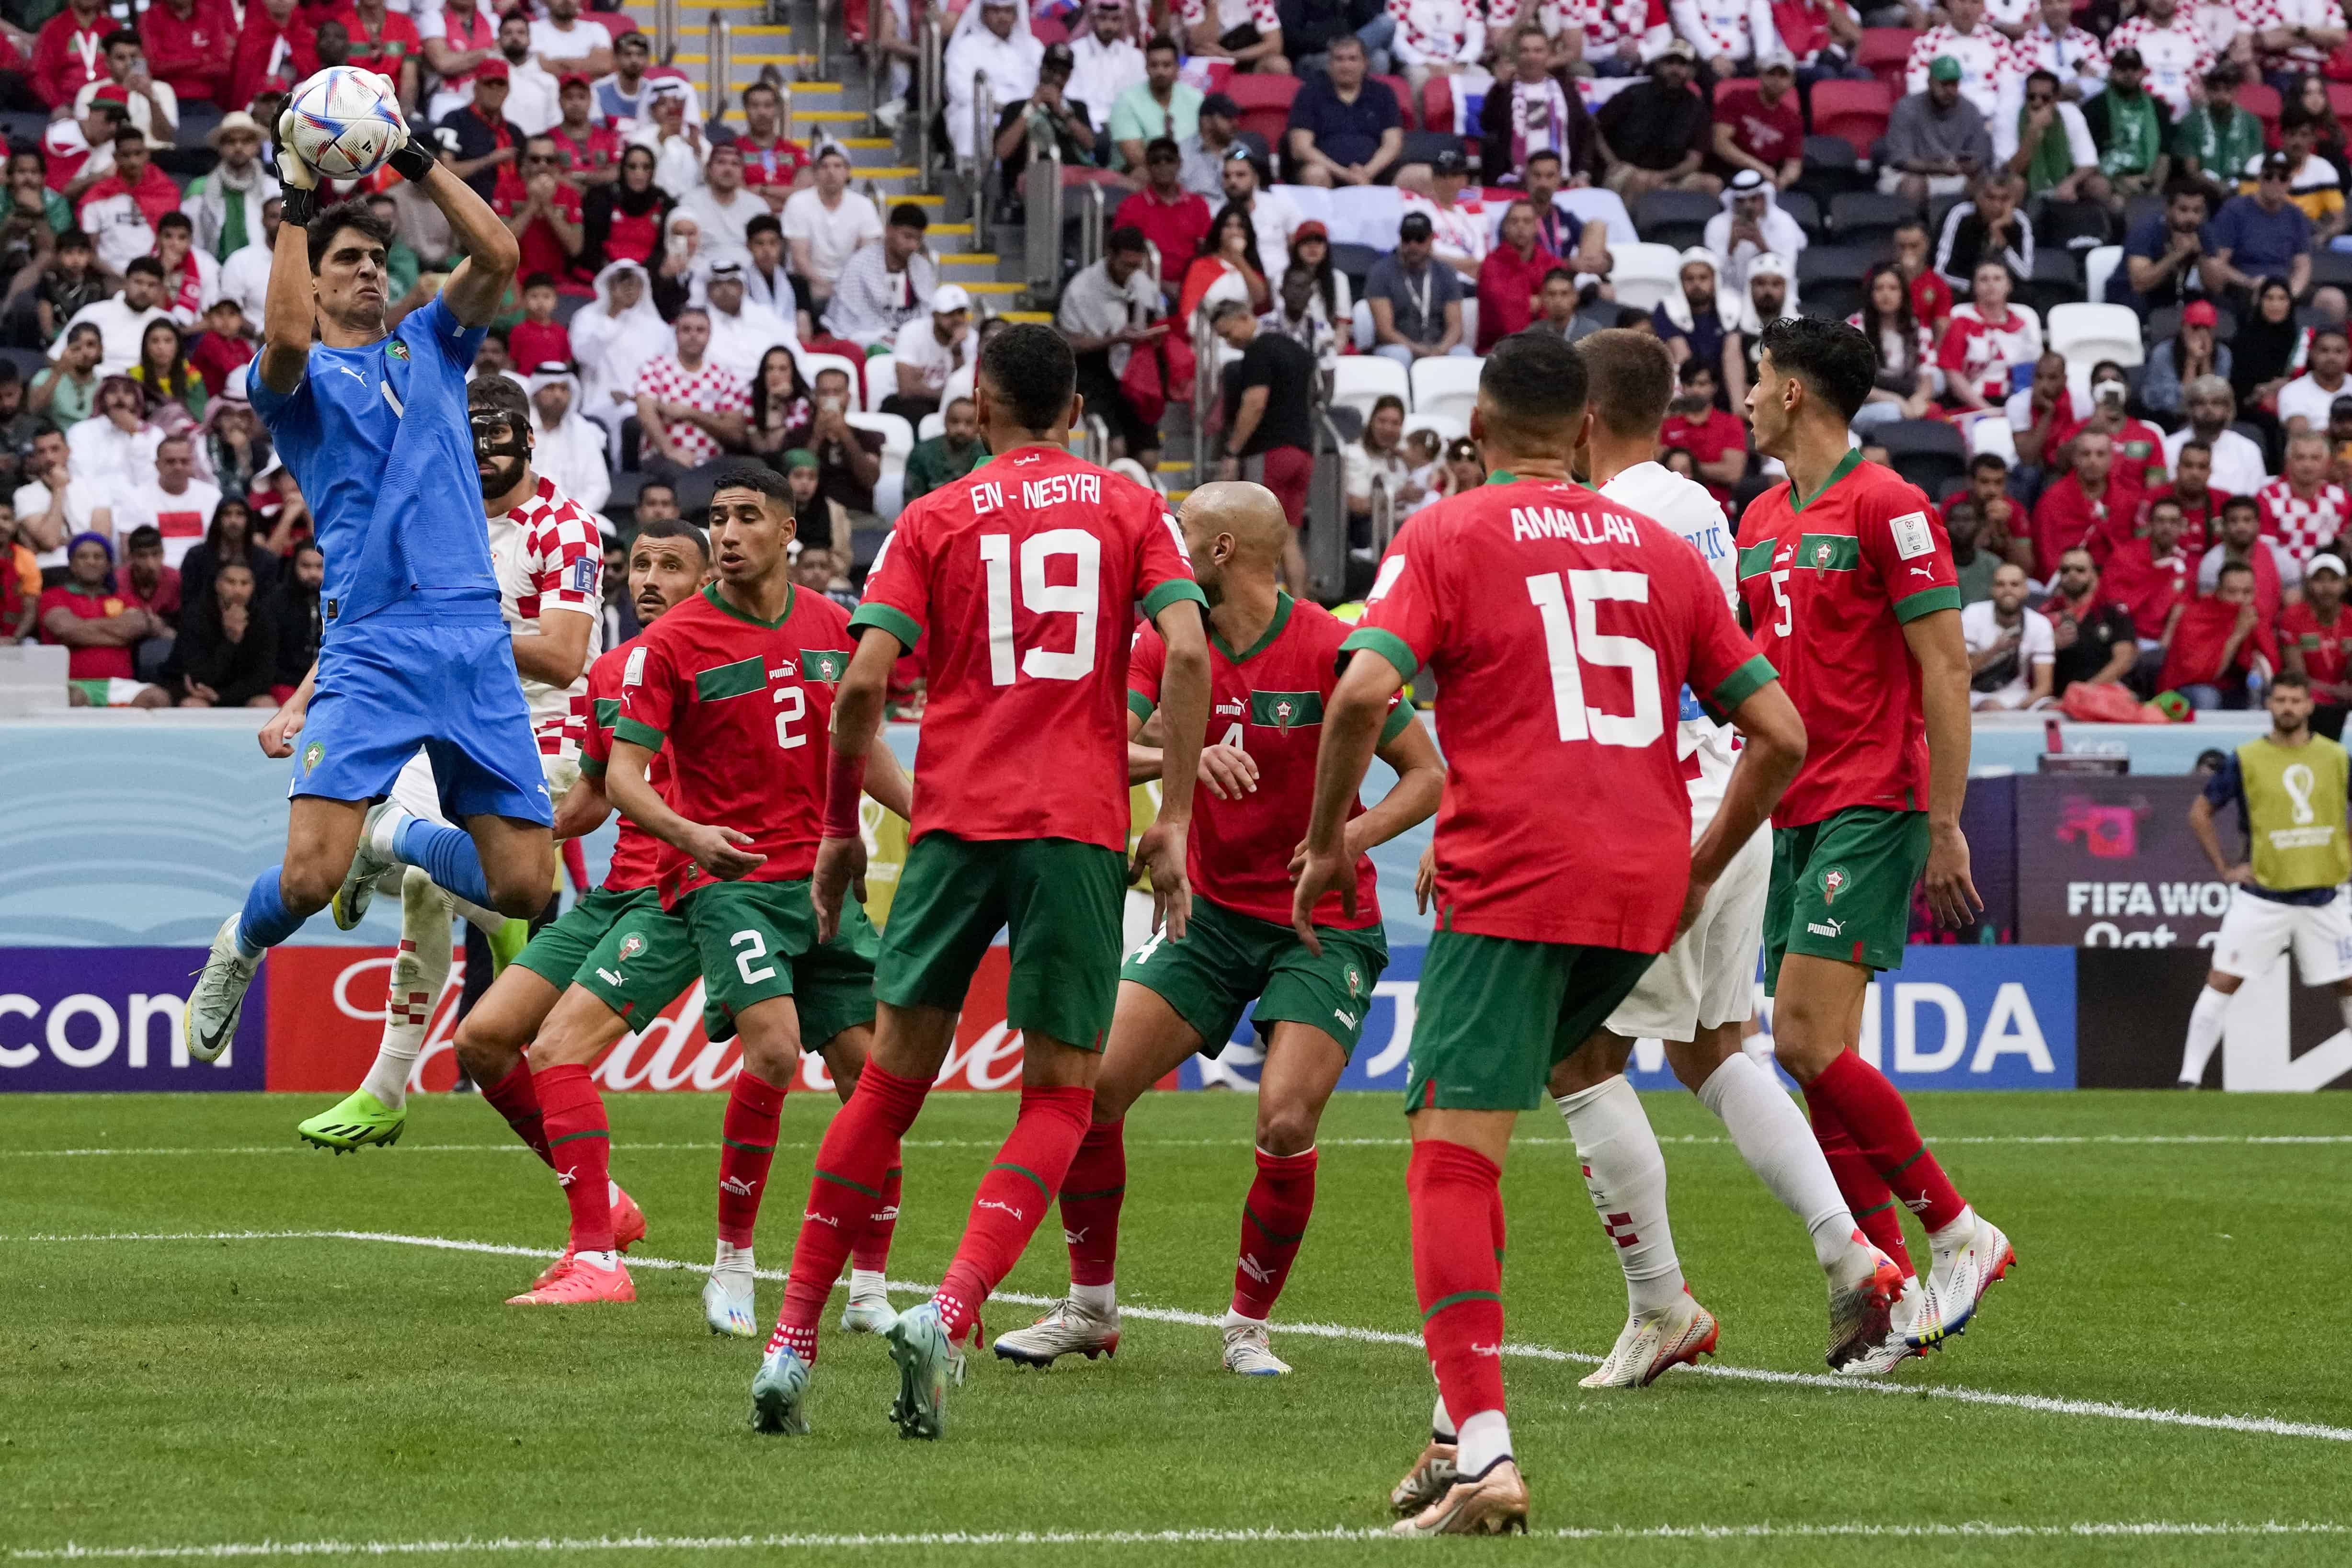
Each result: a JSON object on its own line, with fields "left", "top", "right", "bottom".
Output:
{"left": 123, "top": 255, "right": 163, "bottom": 280}
{"left": 468, "top": 372, "right": 532, "bottom": 434}
{"left": 2273, "top": 667, "right": 2312, "bottom": 692}
{"left": 157, "top": 210, "right": 191, "bottom": 235}
{"left": 639, "top": 479, "right": 677, "bottom": 501}
{"left": 112, "top": 122, "right": 143, "bottom": 146}
{"left": 1678, "top": 357, "right": 1716, "bottom": 386}
{"left": 2025, "top": 68, "right": 2058, "bottom": 92}
{"left": 1107, "top": 223, "right": 1147, "bottom": 255}
{"left": 1579, "top": 328, "right": 1677, "bottom": 440}
{"left": 635, "top": 514, "right": 710, "bottom": 560}
{"left": 1757, "top": 316, "right": 1878, "bottom": 422}
{"left": 2178, "top": 437, "right": 2213, "bottom": 459}
{"left": 1146, "top": 33, "right": 1179, "bottom": 56}
{"left": 980, "top": 322, "right": 1076, "bottom": 433}
{"left": 1524, "top": 148, "right": 1562, "bottom": 171}
{"left": 2318, "top": 328, "right": 2351, "bottom": 349}
{"left": 708, "top": 459, "right": 793, "bottom": 511}
{"left": 1475, "top": 330, "right": 1589, "bottom": 449}
{"left": 306, "top": 197, "right": 394, "bottom": 274}
{"left": 1970, "top": 452, "right": 2008, "bottom": 476}
{"left": 888, "top": 201, "right": 929, "bottom": 230}
{"left": 2164, "top": 178, "right": 2210, "bottom": 207}
{"left": 126, "top": 523, "right": 161, "bottom": 551}
{"left": 1541, "top": 265, "right": 1576, "bottom": 288}
{"left": 102, "top": 27, "right": 137, "bottom": 50}
{"left": 523, "top": 270, "right": 558, "bottom": 292}
{"left": 2218, "top": 559, "right": 2256, "bottom": 581}
{"left": 747, "top": 214, "right": 782, "bottom": 239}
{"left": 1145, "top": 136, "right": 1180, "bottom": 162}
{"left": 2223, "top": 493, "right": 2261, "bottom": 518}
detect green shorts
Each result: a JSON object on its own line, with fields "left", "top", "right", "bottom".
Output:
{"left": 1404, "top": 928, "right": 1657, "bottom": 1112}
{"left": 514, "top": 885, "right": 701, "bottom": 1028}
{"left": 877, "top": 832, "right": 1126, "bottom": 1050}
{"left": 677, "top": 877, "right": 881, "bottom": 1049}
{"left": 1763, "top": 806, "right": 1930, "bottom": 993}
{"left": 1121, "top": 895, "right": 1389, "bottom": 1057}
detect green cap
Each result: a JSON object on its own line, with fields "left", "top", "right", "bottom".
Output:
{"left": 1928, "top": 54, "right": 1962, "bottom": 82}
{"left": 782, "top": 448, "right": 818, "bottom": 471}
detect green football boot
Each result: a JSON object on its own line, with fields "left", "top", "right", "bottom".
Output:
{"left": 297, "top": 1089, "right": 408, "bottom": 1152}
{"left": 883, "top": 1302, "right": 965, "bottom": 1441}
{"left": 749, "top": 1346, "right": 812, "bottom": 1436}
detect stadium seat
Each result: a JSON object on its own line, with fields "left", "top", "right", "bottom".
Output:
{"left": 1827, "top": 191, "right": 1916, "bottom": 249}
{"left": 2083, "top": 243, "right": 2123, "bottom": 303}
{"left": 2240, "top": 82, "right": 2282, "bottom": 145}
{"left": 1402, "top": 409, "right": 1466, "bottom": 445}
{"left": 1811, "top": 80, "right": 1893, "bottom": 163}
{"left": 2123, "top": 191, "right": 2165, "bottom": 237}
{"left": 1779, "top": 188, "right": 1821, "bottom": 240}
{"left": 2310, "top": 249, "right": 2352, "bottom": 288}
{"left": 1610, "top": 241, "right": 1685, "bottom": 312}
{"left": 1856, "top": 28, "right": 1913, "bottom": 91}
{"left": 846, "top": 410, "right": 915, "bottom": 474}
{"left": 1634, "top": 188, "right": 1718, "bottom": 251}
{"left": 1327, "top": 183, "right": 1406, "bottom": 247}
{"left": 1228, "top": 74, "right": 1300, "bottom": 149}
{"left": 862, "top": 353, "right": 897, "bottom": 411}
{"left": 917, "top": 410, "right": 944, "bottom": 441}
{"left": 1555, "top": 186, "right": 1636, "bottom": 249}
{"left": 1281, "top": 183, "right": 1334, "bottom": 235}
{"left": 1410, "top": 355, "right": 1482, "bottom": 422}
{"left": 2048, "top": 302, "right": 2146, "bottom": 370}
{"left": 1332, "top": 355, "right": 1411, "bottom": 425}
{"left": 1876, "top": 418, "right": 1968, "bottom": 494}
{"left": 1374, "top": 74, "right": 1416, "bottom": 129}
{"left": 798, "top": 350, "right": 863, "bottom": 399}
{"left": 1458, "top": 295, "right": 1478, "bottom": 348}
{"left": 1330, "top": 241, "right": 1381, "bottom": 290}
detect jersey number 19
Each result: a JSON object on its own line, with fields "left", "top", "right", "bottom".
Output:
{"left": 980, "top": 531, "right": 1100, "bottom": 685}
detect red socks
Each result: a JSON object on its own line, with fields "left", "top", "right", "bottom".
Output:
{"left": 536, "top": 1063, "right": 614, "bottom": 1253}
{"left": 1407, "top": 1139, "right": 1507, "bottom": 1426}
{"left": 1061, "top": 1118, "right": 1127, "bottom": 1288}
{"left": 482, "top": 1059, "right": 552, "bottom": 1166}
{"left": 775, "top": 1060, "right": 934, "bottom": 1356}
{"left": 849, "top": 1147, "right": 902, "bottom": 1274}
{"left": 716, "top": 1069, "right": 789, "bottom": 1249}
{"left": 1805, "top": 1097, "right": 1915, "bottom": 1278}
{"left": 1804, "top": 1052, "right": 1967, "bottom": 1234}
{"left": 933, "top": 1084, "right": 1095, "bottom": 1342}
{"left": 1232, "top": 1146, "right": 1317, "bottom": 1320}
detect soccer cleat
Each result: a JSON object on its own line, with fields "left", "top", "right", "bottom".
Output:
{"left": 1220, "top": 1316, "right": 1290, "bottom": 1375}
{"left": 296, "top": 1088, "right": 408, "bottom": 1152}
{"left": 1911, "top": 1209, "right": 2015, "bottom": 1350}
{"left": 185, "top": 914, "right": 259, "bottom": 1065}
{"left": 840, "top": 1282, "right": 896, "bottom": 1335}
{"left": 529, "top": 1247, "right": 575, "bottom": 1293}
{"left": 883, "top": 1301, "right": 963, "bottom": 1440}
{"left": 1825, "top": 1236, "right": 1907, "bottom": 1372}
{"left": 505, "top": 1258, "right": 634, "bottom": 1306}
{"left": 1389, "top": 1441, "right": 1459, "bottom": 1518}
{"left": 612, "top": 1184, "right": 647, "bottom": 1253}
{"left": 704, "top": 1263, "right": 758, "bottom": 1338}
{"left": 1837, "top": 1276, "right": 1926, "bottom": 1376}
{"left": 331, "top": 801, "right": 398, "bottom": 931}
{"left": 1576, "top": 1290, "right": 1719, "bottom": 1388}
{"left": 990, "top": 1298, "right": 1119, "bottom": 1368}
{"left": 1391, "top": 1459, "right": 1529, "bottom": 1537}
{"left": 749, "top": 1345, "right": 812, "bottom": 1435}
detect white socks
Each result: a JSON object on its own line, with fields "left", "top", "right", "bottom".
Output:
{"left": 358, "top": 868, "right": 452, "bottom": 1114}
{"left": 1455, "top": 1410, "right": 1514, "bottom": 1479}
{"left": 2179, "top": 985, "right": 2231, "bottom": 1087}
{"left": 712, "top": 1239, "right": 754, "bottom": 1275}
{"left": 1555, "top": 1076, "right": 1684, "bottom": 1316}
{"left": 1070, "top": 1281, "right": 1117, "bottom": 1318}
{"left": 848, "top": 1267, "right": 889, "bottom": 1301}
{"left": 368, "top": 805, "right": 409, "bottom": 861}
{"left": 575, "top": 1249, "right": 618, "bottom": 1272}
{"left": 1431, "top": 1391, "right": 1456, "bottom": 1442}
{"left": 1696, "top": 1053, "right": 1856, "bottom": 1273}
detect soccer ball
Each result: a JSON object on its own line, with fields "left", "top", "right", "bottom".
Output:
{"left": 284, "top": 67, "right": 405, "bottom": 180}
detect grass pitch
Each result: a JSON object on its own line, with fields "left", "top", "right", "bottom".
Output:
{"left": 7, "top": 1088, "right": 2351, "bottom": 1566}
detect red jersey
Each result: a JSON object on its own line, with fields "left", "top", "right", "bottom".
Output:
{"left": 734, "top": 133, "right": 810, "bottom": 190}
{"left": 139, "top": 0, "right": 236, "bottom": 102}
{"left": 2280, "top": 599, "right": 2352, "bottom": 693}
{"left": 1735, "top": 452, "right": 1960, "bottom": 828}
{"left": 36, "top": 581, "right": 133, "bottom": 680}
{"left": 227, "top": 5, "right": 318, "bottom": 116}
{"left": 2100, "top": 535, "right": 2191, "bottom": 641}
{"left": 1659, "top": 406, "right": 1749, "bottom": 505}
{"left": 1907, "top": 267, "right": 1952, "bottom": 329}
{"left": 334, "top": 7, "right": 421, "bottom": 79}
{"left": 509, "top": 318, "right": 572, "bottom": 370}
{"left": 1713, "top": 85, "right": 1802, "bottom": 169}
{"left": 2158, "top": 594, "right": 2276, "bottom": 691}
{"left": 548, "top": 121, "right": 624, "bottom": 184}
{"left": 2031, "top": 471, "right": 2137, "bottom": 580}
{"left": 581, "top": 634, "right": 673, "bottom": 893}
{"left": 1348, "top": 475, "right": 1771, "bottom": 953}
{"left": 31, "top": 11, "right": 109, "bottom": 114}
{"left": 851, "top": 444, "right": 1204, "bottom": 852}
{"left": 2135, "top": 484, "right": 2225, "bottom": 555}
{"left": 1937, "top": 305, "right": 2036, "bottom": 404}
{"left": 615, "top": 580, "right": 856, "bottom": 905}
{"left": 1129, "top": 593, "right": 1402, "bottom": 929}
{"left": 496, "top": 183, "right": 587, "bottom": 284}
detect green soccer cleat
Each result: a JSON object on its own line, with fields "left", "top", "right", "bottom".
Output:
{"left": 882, "top": 1302, "right": 964, "bottom": 1441}
{"left": 297, "top": 1089, "right": 408, "bottom": 1153}
{"left": 749, "top": 1346, "right": 812, "bottom": 1435}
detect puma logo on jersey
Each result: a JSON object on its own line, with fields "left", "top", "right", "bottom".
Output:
{"left": 334, "top": 366, "right": 367, "bottom": 384}
{"left": 721, "top": 1175, "right": 759, "bottom": 1196}
{"left": 1334, "top": 1007, "right": 1358, "bottom": 1028}
{"left": 1238, "top": 1253, "right": 1276, "bottom": 1284}
{"left": 1910, "top": 566, "right": 1938, "bottom": 579}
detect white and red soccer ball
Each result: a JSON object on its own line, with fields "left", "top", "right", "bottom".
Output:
{"left": 284, "top": 67, "right": 405, "bottom": 180}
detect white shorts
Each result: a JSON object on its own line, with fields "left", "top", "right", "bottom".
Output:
{"left": 2210, "top": 885, "right": 2352, "bottom": 986}
{"left": 1606, "top": 814, "right": 1771, "bottom": 1041}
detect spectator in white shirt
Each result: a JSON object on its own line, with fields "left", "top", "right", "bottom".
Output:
{"left": 743, "top": 214, "right": 794, "bottom": 313}
{"left": 675, "top": 143, "right": 762, "bottom": 270}
{"left": 153, "top": 213, "right": 222, "bottom": 327}
{"left": 525, "top": 363, "right": 613, "bottom": 522}
{"left": 69, "top": 377, "right": 163, "bottom": 496}
{"left": 826, "top": 201, "right": 938, "bottom": 349}
{"left": 74, "top": 30, "right": 177, "bottom": 149}
{"left": 1388, "top": 0, "right": 1481, "bottom": 92}
{"left": 1220, "top": 148, "right": 1302, "bottom": 283}
{"left": 2162, "top": 375, "right": 2271, "bottom": 495}
{"left": 52, "top": 257, "right": 170, "bottom": 378}
{"left": 781, "top": 145, "right": 885, "bottom": 327}
{"left": 886, "top": 283, "right": 974, "bottom": 423}
{"left": 2278, "top": 326, "right": 2351, "bottom": 434}
{"left": 945, "top": 0, "right": 1045, "bottom": 161}
{"left": 1962, "top": 562, "right": 2056, "bottom": 707}
{"left": 1401, "top": 146, "right": 1485, "bottom": 278}
{"left": 1671, "top": 0, "right": 1777, "bottom": 78}
{"left": 16, "top": 429, "right": 113, "bottom": 575}
{"left": 493, "top": 11, "right": 563, "bottom": 136}
{"left": 530, "top": 0, "right": 616, "bottom": 77}
{"left": 628, "top": 81, "right": 706, "bottom": 195}
{"left": 1068, "top": 0, "right": 1148, "bottom": 123}
{"left": 219, "top": 198, "right": 277, "bottom": 325}
{"left": 112, "top": 432, "right": 220, "bottom": 568}
{"left": 700, "top": 259, "right": 799, "bottom": 385}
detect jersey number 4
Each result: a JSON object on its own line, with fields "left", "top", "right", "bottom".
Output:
{"left": 979, "top": 531, "right": 1100, "bottom": 686}
{"left": 1525, "top": 570, "right": 1662, "bottom": 748}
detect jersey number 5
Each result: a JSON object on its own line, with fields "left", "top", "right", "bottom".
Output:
{"left": 1525, "top": 570, "right": 1662, "bottom": 748}
{"left": 979, "top": 530, "right": 1100, "bottom": 686}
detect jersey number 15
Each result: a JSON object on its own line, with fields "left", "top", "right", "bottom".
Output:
{"left": 1525, "top": 569, "right": 1663, "bottom": 748}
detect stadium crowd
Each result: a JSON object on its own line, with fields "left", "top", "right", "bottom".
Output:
{"left": 8, "top": 0, "right": 2352, "bottom": 724}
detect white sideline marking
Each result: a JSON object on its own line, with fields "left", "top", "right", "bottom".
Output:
{"left": 10, "top": 1520, "right": 2352, "bottom": 1559}
{"left": 15, "top": 1228, "right": 2352, "bottom": 1447}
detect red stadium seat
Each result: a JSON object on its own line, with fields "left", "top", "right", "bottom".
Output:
{"left": 1031, "top": 12, "right": 1068, "bottom": 45}
{"left": 1422, "top": 74, "right": 1453, "bottom": 134}
{"left": 1374, "top": 72, "right": 1415, "bottom": 129}
{"left": 1811, "top": 78, "right": 1893, "bottom": 162}
{"left": 1857, "top": 27, "right": 1913, "bottom": 93}
{"left": 1716, "top": 75, "right": 1758, "bottom": 102}
{"left": 1226, "top": 72, "right": 1300, "bottom": 150}
{"left": 2329, "top": 81, "right": 2352, "bottom": 122}
{"left": 2240, "top": 81, "right": 2282, "bottom": 149}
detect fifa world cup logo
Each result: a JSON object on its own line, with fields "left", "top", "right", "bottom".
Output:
{"left": 2285, "top": 763, "right": 2317, "bottom": 826}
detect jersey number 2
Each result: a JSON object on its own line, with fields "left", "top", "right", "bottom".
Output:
{"left": 979, "top": 531, "right": 1100, "bottom": 685}
{"left": 1525, "top": 570, "right": 1662, "bottom": 748}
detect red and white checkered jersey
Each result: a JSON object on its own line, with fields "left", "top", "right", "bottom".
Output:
{"left": 2104, "top": 15, "right": 2214, "bottom": 115}
{"left": 2016, "top": 23, "right": 2106, "bottom": 83}
{"left": 1905, "top": 23, "right": 2025, "bottom": 118}
{"left": 1401, "top": 189, "right": 1490, "bottom": 264}
{"left": 2195, "top": 0, "right": 2252, "bottom": 57}
{"left": 1937, "top": 303, "right": 2044, "bottom": 405}
{"left": 1983, "top": 0, "right": 2033, "bottom": 27}
{"left": 1386, "top": 0, "right": 1492, "bottom": 67}
{"left": 1670, "top": 0, "right": 1772, "bottom": 64}
{"left": 1178, "top": 0, "right": 1280, "bottom": 36}
{"left": 488, "top": 473, "right": 605, "bottom": 756}
{"left": 2257, "top": 476, "right": 2352, "bottom": 562}
{"left": 2245, "top": 0, "right": 2333, "bottom": 73}
{"left": 631, "top": 354, "right": 750, "bottom": 468}
{"left": 1542, "top": 0, "right": 1669, "bottom": 53}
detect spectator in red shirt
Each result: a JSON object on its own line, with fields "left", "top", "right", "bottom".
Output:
{"left": 189, "top": 297, "right": 256, "bottom": 396}
{"left": 1474, "top": 197, "right": 1559, "bottom": 352}
{"left": 337, "top": 0, "right": 423, "bottom": 111}
{"left": 115, "top": 521, "right": 181, "bottom": 679}
{"left": 139, "top": 0, "right": 234, "bottom": 107}
{"left": 497, "top": 134, "right": 585, "bottom": 284}
{"left": 1893, "top": 218, "right": 1952, "bottom": 332}
{"left": 2031, "top": 425, "right": 2137, "bottom": 579}
{"left": 2160, "top": 559, "right": 2277, "bottom": 707}
{"left": 37, "top": 532, "right": 171, "bottom": 706}
{"left": 1659, "top": 360, "right": 1749, "bottom": 503}
{"left": 1114, "top": 136, "right": 1211, "bottom": 311}
{"left": 2104, "top": 494, "right": 2194, "bottom": 683}
{"left": 32, "top": 0, "right": 111, "bottom": 112}
{"left": 2065, "top": 367, "right": 2170, "bottom": 492}
{"left": 2203, "top": 494, "right": 2298, "bottom": 623}
{"left": 2281, "top": 551, "right": 2352, "bottom": 737}
{"left": 548, "top": 74, "right": 622, "bottom": 189}
{"left": 2139, "top": 437, "right": 2227, "bottom": 554}
{"left": 734, "top": 80, "right": 811, "bottom": 212}
{"left": 1711, "top": 54, "right": 1803, "bottom": 188}
{"left": 508, "top": 272, "right": 573, "bottom": 370}
{"left": 226, "top": 0, "right": 317, "bottom": 119}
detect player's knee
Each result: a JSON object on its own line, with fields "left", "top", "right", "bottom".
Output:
{"left": 1255, "top": 1102, "right": 1318, "bottom": 1157}
{"left": 1769, "top": 1028, "right": 1834, "bottom": 1083}
{"left": 276, "top": 862, "right": 340, "bottom": 917}
{"left": 453, "top": 1022, "right": 518, "bottom": 1082}
{"left": 738, "top": 1027, "right": 802, "bottom": 1089}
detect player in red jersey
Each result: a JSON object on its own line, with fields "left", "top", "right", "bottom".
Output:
{"left": 1295, "top": 333, "right": 1808, "bottom": 1535}
{"left": 2281, "top": 552, "right": 2352, "bottom": 740}
{"left": 751, "top": 324, "right": 1212, "bottom": 1441}
{"left": 990, "top": 482, "right": 1444, "bottom": 1377}
{"left": 1737, "top": 316, "right": 2014, "bottom": 1375}
{"left": 450, "top": 517, "right": 710, "bottom": 1305}
{"left": 600, "top": 464, "right": 915, "bottom": 1334}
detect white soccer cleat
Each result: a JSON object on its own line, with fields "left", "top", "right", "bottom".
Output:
{"left": 184, "top": 914, "right": 259, "bottom": 1064}
{"left": 1825, "top": 1235, "right": 1907, "bottom": 1372}
{"left": 1390, "top": 1459, "right": 1530, "bottom": 1537}
{"left": 704, "top": 1261, "right": 757, "bottom": 1339}
{"left": 331, "top": 801, "right": 399, "bottom": 931}
{"left": 1577, "top": 1290, "right": 1720, "bottom": 1388}
{"left": 1911, "top": 1208, "right": 2015, "bottom": 1350}
{"left": 989, "top": 1298, "right": 1120, "bottom": 1368}
{"left": 1220, "top": 1315, "right": 1291, "bottom": 1376}
{"left": 1836, "top": 1275, "right": 1926, "bottom": 1376}
{"left": 1389, "top": 1441, "right": 1459, "bottom": 1518}
{"left": 839, "top": 1280, "right": 895, "bottom": 1334}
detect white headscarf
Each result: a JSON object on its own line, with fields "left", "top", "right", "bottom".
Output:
{"left": 1735, "top": 251, "right": 1801, "bottom": 335}
{"left": 1658, "top": 246, "right": 1738, "bottom": 336}
{"left": 943, "top": 0, "right": 1043, "bottom": 158}
{"left": 573, "top": 260, "right": 671, "bottom": 420}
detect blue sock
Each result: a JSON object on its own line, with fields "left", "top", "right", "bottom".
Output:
{"left": 237, "top": 867, "right": 305, "bottom": 954}
{"left": 393, "top": 816, "right": 493, "bottom": 909}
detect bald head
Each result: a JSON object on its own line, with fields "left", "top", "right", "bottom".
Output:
{"left": 1179, "top": 480, "right": 1288, "bottom": 604}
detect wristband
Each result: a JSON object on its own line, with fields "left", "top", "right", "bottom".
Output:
{"left": 821, "top": 749, "right": 867, "bottom": 840}
{"left": 387, "top": 141, "right": 436, "bottom": 183}
{"left": 281, "top": 186, "right": 318, "bottom": 227}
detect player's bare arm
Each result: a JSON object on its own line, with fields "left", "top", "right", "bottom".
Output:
{"left": 605, "top": 737, "right": 765, "bottom": 879}
{"left": 1134, "top": 598, "right": 1210, "bottom": 940}
{"left": 550, "top": 773, "right": 611, "bottom": 840}
{"left": 258, "top": 662, "right": 317, "bottom": 757}
{"left": 509, "top": 605, "right": 593, "bottom": 687}
{"left": 1292, "top": 648, "right": 1404, "bottom": 953}
{"left": 1287, "top": 711, "right": 1443, "bottom": 877}
{"left": 1127, "top": 705, "right": 1260, "bottom": 796}
{"left": 810, "top": 625, "right": 897, "bottom": 943}
{"left": 1903, "top": 606, "right": 1984, "bottom": 928}
{"left": 2188, "top": 792, "right": 2255, "bottom": 885}
{"left": 255, "top": 197, "right": 318, "bottom": 394}
{"left": 419, "top": 160, "right": 523, "bottom": 326}
{"left": 1682, "top": 679, "right": 1805, "bottom": 936}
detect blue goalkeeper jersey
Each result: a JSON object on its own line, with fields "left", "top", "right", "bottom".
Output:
{"left": 247, "top": 293, "right": 499, "bottom": 636}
